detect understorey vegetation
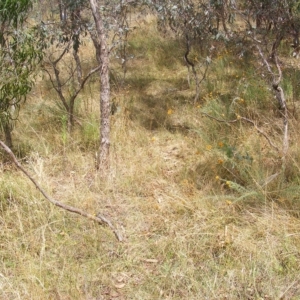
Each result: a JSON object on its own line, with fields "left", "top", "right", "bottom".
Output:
{"left": 1, "top": 1, "right": 300, "bottom": 299}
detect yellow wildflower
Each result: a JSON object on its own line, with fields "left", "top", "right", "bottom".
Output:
{"left": 217, "top": 159, "right": 224, "bottom": 165}
{"left": 167, "top": 109, "right": 173, "bottom": 115}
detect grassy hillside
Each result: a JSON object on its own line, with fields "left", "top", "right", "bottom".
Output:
{"left": 1, "top": 14, "right": 300, "bottom": 299}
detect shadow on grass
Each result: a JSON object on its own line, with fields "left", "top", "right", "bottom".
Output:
{"left": 125, "top": 78, "right": 194, "bottom": 134}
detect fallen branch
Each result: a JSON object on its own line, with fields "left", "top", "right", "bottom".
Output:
{"left": 0, "top": 140, "right": 122, "bottom": 242}
{"left": 201, "top": 112, "right": 280, "bottom": 153}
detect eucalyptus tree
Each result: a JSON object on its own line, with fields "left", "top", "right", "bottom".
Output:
{"left": 88, "top": 0, "right": 138, "bottom": 170}
{"left": 0, "top": 0, "right": 43, "bottom": 148}
{"left": 238, "top": 0, "right": 300, "bottom": 59}
{"left": 40, "top": 0, "right": 137, "bottom": 170}
{"left": 232, "top": 0, "right": 300, "bottom": 158}
{"left": 145, "top": 0, "right": 300, "bottom": 159}
{"left": 39, "top": 0, "right": 101, "bottom": 133}
{"left": 144, "top": 0, "right": 234, "bottom": 103}
{"left": 88, "top": 0, "right": 110, "bottom": 171}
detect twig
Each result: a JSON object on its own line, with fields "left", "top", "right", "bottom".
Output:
{"left": 0, "top": 140, "right": 123, "bottom": 242}
{"left": 201, "top": 112, "right": 280, "bottom": 152}
{"left": 278, "top": 279, "right": 299, "bottom": 299}
{"left": 201, "top": 112, "right": 238, "bottom": 124}
{"left": 240, "top": 117, "right": 280, "bottom": 153}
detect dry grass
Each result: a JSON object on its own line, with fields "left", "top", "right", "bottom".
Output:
{"left": 1, "top": 14, "right": 300, "bottom": 300}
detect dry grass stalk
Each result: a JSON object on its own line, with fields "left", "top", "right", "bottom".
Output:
{"left": 0, "top": 140, "right": 122, "bottom": 241}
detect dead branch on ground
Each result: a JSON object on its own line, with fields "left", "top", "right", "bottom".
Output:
{"left": 0, "top": 140, "right": 123, "bottom": 242}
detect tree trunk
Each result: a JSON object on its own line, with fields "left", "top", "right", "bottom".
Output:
{"left": 68, "top": 104, "right": 74, "bottom": 134}
{"left": 3, "top": 119, "right": 13, "bottom": 149}
{"left": 271, "top": 32, "right": 284, "bottom": 61}
{"left": 58, "top": 0, "right": 67, "bottom": 23}
{"left": 73, "top": 49, "right": 82, "bottom": 87}
{"left": 89, "top": 0, "right": 110, "bottom": 171}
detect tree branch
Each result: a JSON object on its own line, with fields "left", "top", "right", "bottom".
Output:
{"left": 52, "top": 40, "right": 73, "bottom": 65}
{"left": 201, "top": 112, "right": 280, "bottom": 153}
{"left": 0, "top": 140, "right": 122, "bottom": 242}
{"left": 256, "top": 45, "right": 288, "bottom": 157}
{"left": 69, "top": 65, "right": 101, "bottom": 104}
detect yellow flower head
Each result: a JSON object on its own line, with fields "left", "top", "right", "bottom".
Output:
{"left": 217, "top": 159, "right": 224, "bottom": 165}
{"left": 167, "top": 109, "right": 173, "bottom": 115}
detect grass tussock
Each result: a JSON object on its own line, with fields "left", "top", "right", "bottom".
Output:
{"left": 1, "top": 13, "right": 300, "bottom": 299}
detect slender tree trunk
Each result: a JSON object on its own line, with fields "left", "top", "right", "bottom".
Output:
{"left": 58, "top": 0, "right": 67, "bottom": 23}
{"left": 68, "top": 104, "right": 74, "bottom": 134}
{"left": 89, "top": 0, "right": 110, "bottom": 171}
{"left": 3, "top": 120, "right": 13, "bottom": 149}
{"left": 271, "top": 32, "right": 284, "bottom": 61}
{"left": 89, "top": 30, "right": 101, "bottom": 64}
{"left": 0, "top": 116, "right": 13, "bottom": 148}
{"left": 73, "top": 50, "right": 82, "bottom": 87}
{"left": 184, "top": 34, "right": 200, "bottom": 104}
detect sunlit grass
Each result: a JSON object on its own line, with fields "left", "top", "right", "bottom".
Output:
{"left": 1, "top": 12, "right": 300, "bottom": 300}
